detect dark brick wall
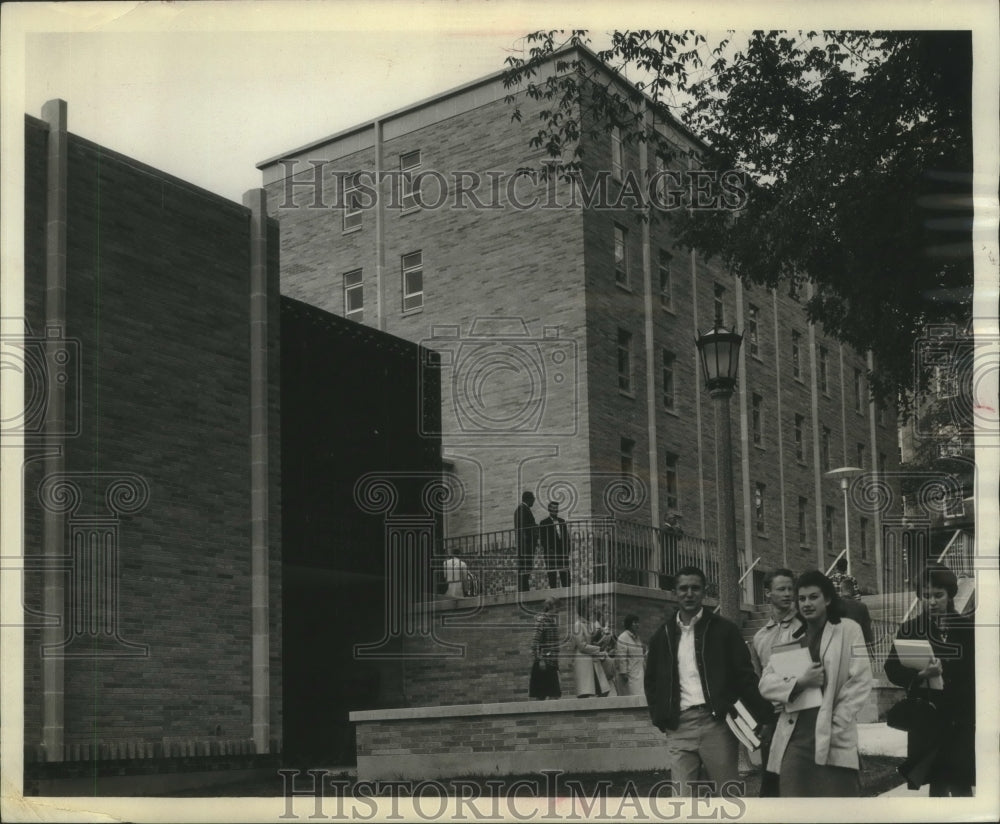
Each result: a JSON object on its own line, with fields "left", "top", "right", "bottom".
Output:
{"left": 23, "top": 114, "right": 282, "bottom": 753}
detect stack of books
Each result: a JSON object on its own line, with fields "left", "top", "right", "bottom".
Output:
{"left": 725, "top": 699, "right": 762, "bottom": 751}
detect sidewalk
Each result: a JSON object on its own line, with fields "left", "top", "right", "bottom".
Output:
{"left": 857, "top": 722, "right": 930, "bottom": 797}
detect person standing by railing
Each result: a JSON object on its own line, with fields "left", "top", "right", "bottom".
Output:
{"left": 515, "top": 491, "right": 538, "bottom": 592}
{"left": 539, "top": 500, "right": 570, "bottom": 588}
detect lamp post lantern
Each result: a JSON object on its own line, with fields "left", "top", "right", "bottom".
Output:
{"left": 826, "top": 466, "right": 863, "bottom": 574}
{"left": 696, "top": 325, "right": 743, "bottom": 620}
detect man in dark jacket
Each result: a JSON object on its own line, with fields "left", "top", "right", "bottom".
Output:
{"left": 644, "top": 565, "right": 772, "bottom": 797}
{"left": 539, "top": 501, "right": 570, "bottom": 588}
{"left": 514, "top": 491, "right": 537, "bottom": 592}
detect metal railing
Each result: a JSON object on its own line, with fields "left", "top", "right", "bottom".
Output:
{"left": 440, "top": 517, "right": 720, "bottom": 597}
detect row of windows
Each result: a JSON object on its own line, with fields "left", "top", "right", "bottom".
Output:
{"left": 342, "top": 150, "right": 422, "bottom": 232}
{"left": 617, "top": 440, "right": 871, "bottom": 557}
{"left": 342, "top": 251, "right": 424, "bottom": 321}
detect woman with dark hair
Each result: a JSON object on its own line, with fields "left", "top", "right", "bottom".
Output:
{"left": 884, "top": 562, "right": 975, "bottom": 796}
{"left": 759, "top": 570, "right": 873, "bottom": 796}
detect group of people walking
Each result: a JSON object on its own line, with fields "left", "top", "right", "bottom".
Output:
{"left": 527, "top": 560, "right": 975, "bottom": 798}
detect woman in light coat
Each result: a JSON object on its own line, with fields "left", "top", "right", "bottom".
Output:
{"left": 759, "top": 570, "right": 873, "bottom": 796}
{"left": 571, "top": 599, "right": 611, "bottom": 697}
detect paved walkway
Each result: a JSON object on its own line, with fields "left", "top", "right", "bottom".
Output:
{"left": 857, "top": 722, "right": 932, "bottom": 797}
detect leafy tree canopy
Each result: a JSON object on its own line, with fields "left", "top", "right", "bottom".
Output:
{"left": 502, "top": 30, "right": 973, "bottom": 407}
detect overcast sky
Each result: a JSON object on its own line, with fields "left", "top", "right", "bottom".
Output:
{"left": 14, "top": 4, "right": 624, "bottom": 202}
{"left": 8, "top": 0, "right": 995, "bottom": 205}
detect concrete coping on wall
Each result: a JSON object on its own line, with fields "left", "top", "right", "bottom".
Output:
{"left": 350, "top": 694, "right": 648, "bottom": 723}
{"left": 422, "top": 581, "right": 689, "bottom": 611}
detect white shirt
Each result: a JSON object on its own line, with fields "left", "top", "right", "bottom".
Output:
{"left": 443, "top": 556, "right": 467, "bottom": 597}
{"left": 677, "top": 608, "right": 707, "bottom": 709}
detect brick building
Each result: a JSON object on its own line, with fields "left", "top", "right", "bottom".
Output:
{"left": 21, "top": 100, "right": 283, "bottom": 768}
{"left": 258, "top": 47, "right": 900, "bottom": 597}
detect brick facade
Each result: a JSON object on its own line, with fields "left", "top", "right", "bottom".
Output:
{"left": 22, "top": 109, "right": 282, "bottom": 761}
{"left": 260, "top": 49, "right": 900, "bottom": 596}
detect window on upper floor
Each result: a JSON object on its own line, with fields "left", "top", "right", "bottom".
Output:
{"left": 856, "top": 442, "right": 866, "bottom": 469}
{"left": 748, "top": 304, "right": 760, "bottom": 358}
{"left": 824, "top": 506, "right": 835, "bottom": 553}
{"left": 798, "top": 497, "right": 809, "bottom": 547}
{"left": 662, "top": 349, "right": 676, "bottom": 412}
{"left": 343, "top": 269, "right": 363, "bottom": 320}
{"left": 611, "top": 126, "right": 624, "bottom": 180}
{"left": 794, "top": 414, "right": 806, "bottom": 462}
{"left": 614, "top": 224, "right": 629, "bottom": 287}
{"left": 752, "top": 393, "right": 764, "bottom": 447}
{"left": 754, "top": 482, "right": 766, "bottom": 533}
{"left": 713, "top": 284, "right": 726, "bottom": 326}
{"left": 401, "top": 251, "right": 423, "bottom": 311}
{"left": 620, "top": 437, "right": 635, "bottom": 479}
{"left": 854, "top": 368, "right": 864, "bottom": 414}
{"left": 659, "top": 249, "right": 673, "bottom": 310}
{"left": 791, "top": 330, "right": 802, "bottom": 381}
{"left": 821, "top": 426, "right": 831, "bottom": 472}
{"left": 343, "top": 174, "right": 363, "bottom": 231}
{"left": 819, "top": 346, "right": 829, "bottom": 394}
{"left": 665, "top": 452, "right": 679, "bottom": 510}
{"left": 617, "top": 329, "right": 633, "bottom": 393}
{"left": 400, "top": 150, "right": 421, "bottom": 212}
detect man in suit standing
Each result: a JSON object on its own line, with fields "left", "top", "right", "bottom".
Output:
{"left": 515, "top": 491, "right": 537, "bottom": 592}
{"left": 539, "top": 500, "right": 570, "bottom": 589}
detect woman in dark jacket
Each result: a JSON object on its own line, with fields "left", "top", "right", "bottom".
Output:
{"left": 884, "top": 563, "right": 975, "bottom": 796}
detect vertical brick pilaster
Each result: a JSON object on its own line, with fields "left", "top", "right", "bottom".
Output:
{"left": 40, "top": 97, "right": 68, "bottom": 762}
{"left": 244, "top": 188, "right": 271, "bottom": 754}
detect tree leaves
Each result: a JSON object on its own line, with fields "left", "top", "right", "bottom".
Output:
{"left": 501, "top": 30, "right": 973, "bottom": 403}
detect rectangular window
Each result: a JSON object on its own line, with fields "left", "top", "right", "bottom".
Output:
{"left": 859, "top": 517, "right": 869, "bottom": 561}
{"left": 620, "top": 437, "right": 635, "bottom": 479}
{"left": 752, "top": 393, "right": 764, "bottom": 446}
{"left": 659, "top": 249, "right": 673, "bottom": 310}
{"left": 748, "top": 304, "right": 760, "bottom": 358}
{"left": 401, "top": 251, "right": 423, "bottom": 311}
{"left": 662, "top": 349, "right": 675, "bottom": 411}
{"left": 617, "top": 329, "right": 633, "bottom": 393}
{"left": 343, "top": 174, "right": 363, "bottom": 231}
{"left": 791, "top": 331, "right": 802, "bottom": 380}
{"left": 854, "top": 368, "right": 864, "bottom": 413}
{"left": 824, "top": 506, "right": 835, "bottom": 553}
{"left": 343, "top": 269, "right": 363, "bottom": 320}
{"left": 798, "top": 497, "right": 809, "bottom": 547}
{"left": 856, "top": 442, "right": 866, "bottom": 468}
{"left": 665, "top": 452, "right": 679, "bottom": 510}
{"left": 400, "top": 150, "right": 421, "bottom": 211}
{"left": 821, "top": 426, "right": 831, "bottom": 472}
{"left": 614, "top": 224, "right": 629, "bottom": 287}
{"left": 713, "top": 284, "right": 726, "bottom": 325}
{"left": 877, "top": 403, "right": 886, "bottom": 427}
{"left": 754, "top": 483, "right": 766, "bottom": 533}
{"left": 794, "top": 414, "right": 805, "bottom": 462}
{"left": 879, "top": 452, "right": 887, "bottom": 473}
{"left": 611, "top": 126, "right": 623, "bottom": 179}
{"left": 819, "top": 346, "right": 829, "bottom": 394}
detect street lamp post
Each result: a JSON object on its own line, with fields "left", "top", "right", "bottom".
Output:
{"left": 826, "top": 466, "right": 863, "bottom": 574}
{"left": 696, "top": 325, "right": 744, "bottom": 621}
